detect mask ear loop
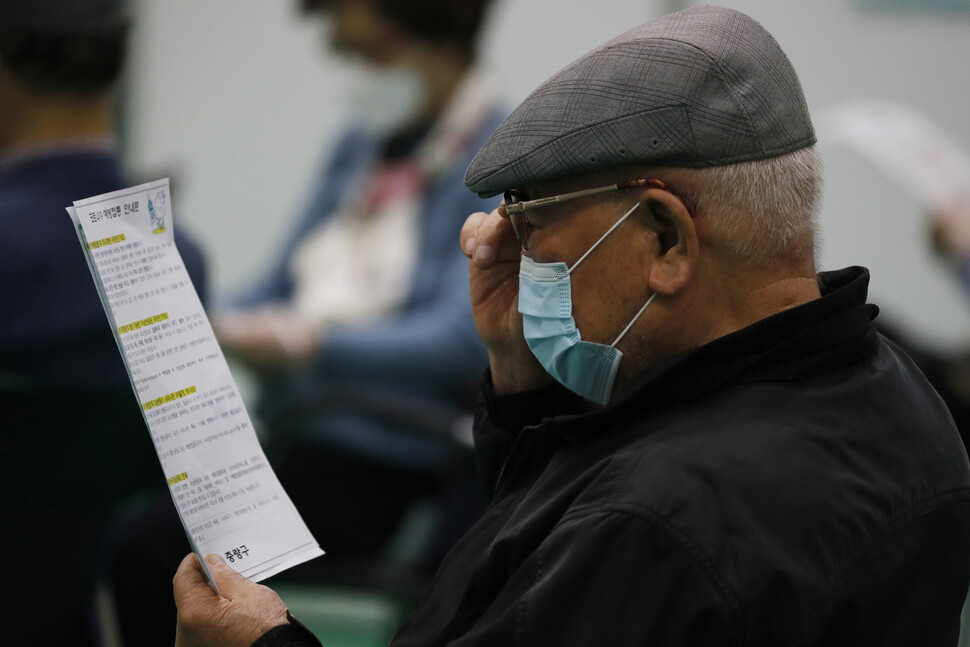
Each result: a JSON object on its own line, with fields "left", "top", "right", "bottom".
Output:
{"left": 567, "top": 202, "right": 640, "bottom": 274}
{"left": 559, "top": 200, "right": 654, "bottom": 348}
{"left": 610, "top": 291, "right": 656, "bottom": 347}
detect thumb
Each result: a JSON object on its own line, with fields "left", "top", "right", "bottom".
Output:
{"left": 173, "top": 553, "right": 218, "bottom": 609}
{"left": 203, "top": 554, "right": 252, "bottom": 599}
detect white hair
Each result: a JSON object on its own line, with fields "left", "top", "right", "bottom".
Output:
{"left": 670, "top": 145, "right": 823, "bottom": 266}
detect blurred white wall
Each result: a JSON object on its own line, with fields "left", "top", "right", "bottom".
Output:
{"left": 125, "top": 0, "right": 970, "bottom": 348}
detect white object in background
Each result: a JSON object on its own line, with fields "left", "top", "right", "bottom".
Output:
{"left": 818, "top": 100, "right": 970, "bottom": 208}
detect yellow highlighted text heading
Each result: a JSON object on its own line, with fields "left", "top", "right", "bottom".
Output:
{"left": 88, "top": 233, "right": 126, "bottom": 250}
{"left": 167, "top": 472, "right": 188, "bottom": 486}
{"left": 143, "top": 386, "right": 197, "bottom": 411}
{"left": 118, "top": 312, "right": 169, "bottom": 335}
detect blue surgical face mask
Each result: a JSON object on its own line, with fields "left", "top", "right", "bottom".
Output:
{"left": 348, "top": 62, "right": 427, "bottom": 135}
{"left": 518, "top": 202, "right": 656, "bottom": 404}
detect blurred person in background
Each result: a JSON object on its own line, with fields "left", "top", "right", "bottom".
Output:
{"left": 100, "top": 0, "right": 504, "bottom": 644}
{"left": 0, "top": 0, "right": 207, "bottom": 644}
{"left": 214, "top": 0, "right": 504, "bottom": 569}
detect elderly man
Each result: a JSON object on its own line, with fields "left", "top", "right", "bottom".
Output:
{"left": 173, "top": 6, "right": 970, "bottom": 646}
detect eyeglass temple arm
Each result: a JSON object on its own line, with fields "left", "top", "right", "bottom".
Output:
{"left": 505, "top": 185, "right": 616, "bottom": 215}
{"left": 505, "top": 178, "right": 665, "bottom": 215}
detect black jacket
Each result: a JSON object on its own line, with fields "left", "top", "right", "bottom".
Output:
{"left": 388, "top": 267, "right": 970, "bottom": 646}
{"left": 264, "top": 267, "right": 970, "bottom": 646}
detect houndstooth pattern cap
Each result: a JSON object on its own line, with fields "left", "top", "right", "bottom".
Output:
{"left": 465, "top": 5, "right": 815, "bottom": 197}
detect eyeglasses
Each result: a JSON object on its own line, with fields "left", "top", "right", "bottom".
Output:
{"left": 503, "top": 178, "right": 668, "bottom": 250}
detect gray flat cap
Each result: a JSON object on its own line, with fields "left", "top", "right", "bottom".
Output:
{"left": 465, "top": 5, "right": 815, "bottom": 197}
{"left": 0, "top": 0, "right": 128, "bottom": 33}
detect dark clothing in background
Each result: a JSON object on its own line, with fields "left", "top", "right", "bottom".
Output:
{"left": 0, "top": 148, "right": 207, "bottom": 386}
{"left": 0, "top": 147, "right": 208, "bottom": 645}
{"left": 385, "top": 267, "right": 970, "bottom": 646}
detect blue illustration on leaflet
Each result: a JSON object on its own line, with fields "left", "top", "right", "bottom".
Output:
{"left": 148, "top": 190, "right": 168, "bottom": 234}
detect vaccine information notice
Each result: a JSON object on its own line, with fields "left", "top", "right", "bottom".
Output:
{"left": 68, "top": 179, "right": 322, "bottom": 584}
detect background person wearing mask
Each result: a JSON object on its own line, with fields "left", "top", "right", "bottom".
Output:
{"left": 213, "top": 0, "right": 504, "bottom": 567}
{"left": 0, "top": 0, "right": 208, "bottom": 644}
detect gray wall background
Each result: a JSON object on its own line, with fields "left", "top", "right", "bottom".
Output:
{"left": 124, "top": 0, "right": 970, "bottom": 349}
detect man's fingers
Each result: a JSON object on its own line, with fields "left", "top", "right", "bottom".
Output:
{"left": 460, "top": 208, "right": 519, "bottom": 268}
{"left": 474, "top": 210, "right": 519, "bottom": 266}
{"left": 174, "top": 553, "right": 291, "bottom": 647}
{"left": 201, "top": 554, "right": 256, "bottom": 600}
{"left": 173, "top": 553, "right": 252, "bottom": 604}
{"left": 173, "top": 553, "right": 217, "bottom": 607}
{"left": 460, "top": 210, "right": 490, "bottom": 258}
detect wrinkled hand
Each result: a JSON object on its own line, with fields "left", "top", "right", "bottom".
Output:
{"left": 460, "top": 208, "right": 551, "bottom": 394}
{"left": 174, "top": 553, "right": 289, "bottom": 647}
{"left": 212, "top": 307, "right": 317, "bottom": 375}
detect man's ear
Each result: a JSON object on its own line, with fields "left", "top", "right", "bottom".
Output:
{"left": 639, "top": 188, "right": 697, "bottom": 295}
